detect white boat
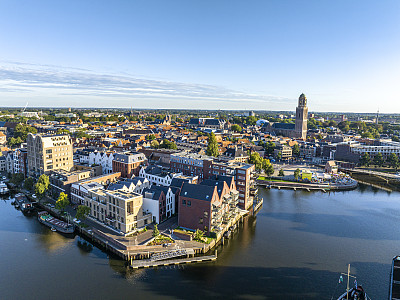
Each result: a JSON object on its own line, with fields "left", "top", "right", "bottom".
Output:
{"left": 0, "top": 181, "right": 9, "bottom": 194}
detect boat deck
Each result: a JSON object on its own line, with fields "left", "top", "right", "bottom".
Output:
{"left": 41, "top": 215, "right": 71, "bottom": 229}
{"left": 392, "top": 258, "right": 400, "bottom": 300}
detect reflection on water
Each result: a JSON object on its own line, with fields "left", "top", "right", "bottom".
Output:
{"left": 0, "top": 185, "right": 398, "bottom": 300}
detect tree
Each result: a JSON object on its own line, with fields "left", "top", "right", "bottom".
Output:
{"left": 11, "top": 173, "right": 24, "bottom": 186}
{"left": 206, "top": 132, "right": 219, "bottom": 157}
{"left": 56, "top": 192, "right": 70, "bottom": 211}
{"left": 147, "top": 134, "right": 156, "bottom": 140}
{"left": 153, "top": 224, "right": 160, "bottom": 237}
{"left": 75, "top": 205, "right": 91, "bottom": 221}
{"left": 276, "top": 151, "right": 282, "bottom": 161}
{"left": 262, "top": 159, "right": 274, "bottom": 177}
{"left": 373, "top": 153, "right": 384, "bottom": 167}
{"left": 34, "top": 174, "right": 49, "bottom": 199}
{"left": 150, "top": 140, "right": 159, "bottom": 149}
{"left": 7, "top": 136, "right": 23, "bottom": 148}
{"left": 294, "top": 168, "right": 301, "bottom": 180}
{"left": 278, "top": 169, "right": 285, "bottom": 176}
{"left": 264, "top": 141, "right": 276, "bottom": 156}
{"left": 292, "top": 144, "right": 300, "bottom": 157}
{"left": 14, "top": 123, "right": 37, "bottom": 141}
{"left": 23, "top": 177, "right": 35, "bottom": 191}
{"left": 359, "top": 153, "right": 371, "bottom": 167}
{"left": 56, "top": 128, "right": 71, "bottom": 135}
{"left": 231, "top": 124, "right": 242, "bottom": 132}
{"left": 193, "top": 229, "right": 205, "bottom": 242}
{"left": 249, "top": 152, "right": 263, "bottom": 171}
{"left": 159, "top": 139, "right": 177, "bottom": 150}
{"left": 387, "top": 153, "right": 399, "bottom": 170}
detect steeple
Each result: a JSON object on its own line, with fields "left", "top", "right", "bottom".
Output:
{"left": 295, "top": 93, "right": 308, "bottom": 140}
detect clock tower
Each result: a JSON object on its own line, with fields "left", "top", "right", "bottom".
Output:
{"left": 295, "top": 93, "right": 308, "bottom": 140}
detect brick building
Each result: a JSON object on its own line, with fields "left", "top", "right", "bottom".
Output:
{"left": 112, "top": 151, "right": 147, "bottom": 178}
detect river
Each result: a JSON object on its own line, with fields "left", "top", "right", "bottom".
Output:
{"left": 0, "top": 185, "right": 398, "bottom": 299}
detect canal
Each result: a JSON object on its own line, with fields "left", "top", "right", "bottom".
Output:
{"left": 0, "top": 185, "right": 398, "bottom": 299}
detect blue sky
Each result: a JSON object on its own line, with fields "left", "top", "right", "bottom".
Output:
{"left": 0, "top": 0, "right": 399, "bottom": 112}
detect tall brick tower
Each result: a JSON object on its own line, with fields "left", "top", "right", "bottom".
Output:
{"left": 295, "top": 93, "right": 308, "bottom": 140}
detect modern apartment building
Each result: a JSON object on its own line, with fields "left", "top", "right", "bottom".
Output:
{"left": 27, "top": 133, "right": 73, "bottom": 177}
{"left": 84, "top": 188, "right": 151, "bottom": 235}
{"left": 112, "top": 151, "right": 147, "bottom": 178}
{"left": 170, "top": 152, "right": 255, "bottom": 210}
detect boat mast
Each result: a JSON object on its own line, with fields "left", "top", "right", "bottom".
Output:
{"left": 347, "top": 264, "right": 350, "bottom": 300}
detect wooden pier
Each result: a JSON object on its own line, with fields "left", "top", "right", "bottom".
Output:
{"left": 130, "top": 251, "right": 217, "bottom": 269}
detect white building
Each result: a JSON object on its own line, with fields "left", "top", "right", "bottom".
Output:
{"left": 88, "top": 151, "right": 114, "bottom": 174}
{"left": 107, "top": 177, "right": 151, "bottom": 195}
{"left": 139, "top": 165, "right": 182, "bottom": 186}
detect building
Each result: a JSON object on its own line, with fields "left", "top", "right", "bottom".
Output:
{"left": 295, "top": 93, "right": 308, "bottom": 140}
{"left": 112, "top": 151, "right": 147, "bottom": 178}
{"left": 266, "top": 93, "right": 308, "bottom": 140}
{"left": 274, "top": 144, "right": 292, "bottom": 160}
{"left": 13, "top": 148, "right": 28, "bottom": 177}
{"left": 89, "top": 151, "right": 114, "bottom": 174}
{"left": 27, "top": 133, "right": 73, "bottom": 177}
{"left": 0, "top": 132, "right": 6, "bottom": 145}
{"left": 84, "top": 188, "right": 152, "bottom": 235}
{"left": 178, "top": 177, "right": 239, "bottom": 233}
{"left": 187, "top": 118, "right": 226, "bottom": 130}
{"left": 49, "top": 168, "right": 92, "bottom": 198}
{"left": 325, "top": 161, "right": 338, "bottom": 174}
{"left": 108, "top": 177, "right": 151, "bottom": 194}
{"left": 70, "top": 172, "right": 121, "bottom": 205}
{"left": 170, "top": 151, "right": 255, "bottom": 210}
{"left": 139, "top": 165, "right": 182, "bottom": 187}
{"left": 142, "top": 185, "right": 176, "bottom": 223}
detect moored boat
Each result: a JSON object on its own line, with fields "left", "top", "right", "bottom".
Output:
{"left": 37, "top": 211, "right": 74, "bottom": 234}
{"left": 389, "top": 256, "right": 400, "bottom": 300}
{"left": 335, "top": 264, "right": 368, "bottom": 300}
{"left": 0, "top": 181, "right": 9, "bottom": 194}
{"left": 15, "top": 193, "right": 34, "bottom": 212}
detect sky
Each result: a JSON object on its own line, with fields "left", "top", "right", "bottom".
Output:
{"left": 0, "top": 0, "right": 399, "bottom": 113}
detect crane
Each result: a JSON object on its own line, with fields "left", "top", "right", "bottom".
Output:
{"left": 22, "top": 101, "right": 28, "bottom": 112}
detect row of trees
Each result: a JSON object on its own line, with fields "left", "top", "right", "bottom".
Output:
{"left": 249, "top": 152, "right": 274, "bottom": 176}
{"left": 360, "top": 152, "right": 399, "bottom": 169}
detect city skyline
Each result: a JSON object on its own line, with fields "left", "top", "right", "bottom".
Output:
{"left": 0, "top": 0, "right": 399, "bottom": 112}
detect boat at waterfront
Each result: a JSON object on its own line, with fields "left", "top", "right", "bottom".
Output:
{"left": 15, "top": 193, "right": 34, "bottom": 212}
{"left": 0, "top": 181, "right": 9, "bottom": 194}
{"left": 335, "top": 264, "right": 368, "bottom": 300}
{"left": 389, "top": 256, "right": 400, "bottom": 300}
{"left": 37, "top": 211, "right": 75, "bottom": 234}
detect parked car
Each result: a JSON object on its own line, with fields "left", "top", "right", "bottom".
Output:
{"left": 73, "top": 218, "right": 81, "bottom": 224}
{"left": 32, "top": 194, "right": 37, "bottom": 199}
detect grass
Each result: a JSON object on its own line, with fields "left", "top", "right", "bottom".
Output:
{"left": 148, "top": 234, "right": 174, "bottom": 246}
{"left": 257, "top": 176, "right": 294, "bottom": 183}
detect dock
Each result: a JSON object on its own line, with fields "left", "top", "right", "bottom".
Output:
{"left": 130, "top": 251, "right": 217, "bottom": 269}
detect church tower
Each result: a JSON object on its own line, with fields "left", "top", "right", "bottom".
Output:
{"left": 295, "top": 93, "right": 308, "bottom": 140}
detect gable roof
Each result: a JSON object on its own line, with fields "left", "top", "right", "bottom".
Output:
{"left": 180, "top": 183, "right": 217, "bottom": 202}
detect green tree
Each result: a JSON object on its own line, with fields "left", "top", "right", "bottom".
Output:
{"left": 387, "top": 153, "right": 399, "bottom": 170}
{"left": 11, "top": 173, "right": 24, "bottom": 186}
{"left": 262, "top": 159, "right": 274, "bottom": 177}
{"left": 264, "top": 141, "right": 276, "bottom": 156}
{"left": 55, "top": 192, "right": 70, "bottom": 211}
{"left": 147, "top": 134, "right": 156, "bottom": 140}
{"left": 14, "top": 123, "right": 37, "bottom": 141}
{"left": 294, "top": 168, "right": 301, "bottom": 180}
{"left": 278, "top": 169, "right": 285, "bottom": 176}
{"left": 159, "top": 139, "right": 177, "bottom": 150}
{"left": 23, "top": 177, "right": 35, "bottom": 191}
{"left": 231, "top": 124, "right": 242, "bottom": 132}
{"left": 153, "top": 224, "right": 160, "bottom": 237}
{"left": 34, "top": 174, "right": 49, "bottom": 199}
{"left": 292, "top": 144, "right": 300, "bottom": 156}
{"left": 56, "top": 128, "right": 71, "bottom": 135}
{"left": 75, "top": 205, "right": 91, "bottom": 221}
{"left": 150, "top": 140, "right": 159, "bottom": 149}
{"left": 206, "top": 132, "right": 219, "bottom": 157}
{"left": 249, "top": 152, "right": 263, "bottom": 171}
{"left": 193, "top": 229, "right": 205, "bottom": 242}
{"left": 359, "top": 153, "right": 371, "bottom": 167}
{"left": 373, "top": 153, "right": 384, "bottom": 167}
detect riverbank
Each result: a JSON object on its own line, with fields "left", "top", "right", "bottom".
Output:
{"left": 256, "top": 178, "right": 358, "bottom": 191}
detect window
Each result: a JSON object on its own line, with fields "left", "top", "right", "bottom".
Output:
{"left": 199, "top": 218, "right": 203, "bottom": 224}
{"left": 187, "top": 200, "right": 191, "bottom": 207}
{"left": 182, "top": 199, "right": 186, "bottom": 205}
